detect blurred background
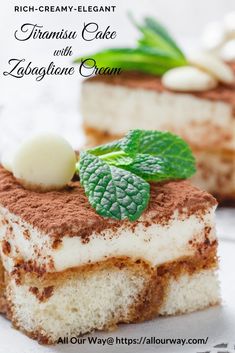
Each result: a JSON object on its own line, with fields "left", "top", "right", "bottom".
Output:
{"left": 1, "top": 0, "right": 235, "bottom": 152}
{"left": 0, "top": 4, "right": 235, "bottom": 346}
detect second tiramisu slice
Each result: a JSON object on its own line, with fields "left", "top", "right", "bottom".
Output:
{"left": 76, "top": 16, "right": 235, "bottom": 202}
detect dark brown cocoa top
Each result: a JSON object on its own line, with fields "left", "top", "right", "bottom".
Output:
{"left": 0, "top": 166, "right": 217, "bottom": 241}
{"left": 85, "top": 62, "right": 235, "bottom": 108}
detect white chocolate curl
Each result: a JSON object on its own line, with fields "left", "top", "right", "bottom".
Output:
{"left": 220, "top": 40, "right": 235, "bottom": 62}
{"left": 162, "top": 66, "right": 218, "bottom": 92}
{"left": 201, "top": 21, "right": 226, "bottom": 52}
{"left": 223, "top": 12, "right": 235, "bottom": 39}
{"left": 188, "top": 51, "right": 235, "bottom": 84}
{"left": 12, "top": 134, "right": 76, "bottom": 190}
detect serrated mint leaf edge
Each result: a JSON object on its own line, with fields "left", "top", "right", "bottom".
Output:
{"left": 87, "top": 139, "right": 123, "bottom": 156}
{"left": 119, "top": 129, "right": 196, "bottom": 177}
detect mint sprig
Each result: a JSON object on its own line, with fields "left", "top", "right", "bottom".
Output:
{"left": 77, "top": 130, "right": 196, "bottom": 221}
{"left": 74, "top": 16, "right": 187, "bottom": 76}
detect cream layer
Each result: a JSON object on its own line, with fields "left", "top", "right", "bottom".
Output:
{"left": 0, "top": 205, "right": 217, "bottom": 274}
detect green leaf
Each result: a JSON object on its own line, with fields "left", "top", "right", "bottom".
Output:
{"left": 118, "top": 154, "right": 169, "bottom": 181}
{"left": 100, "top": 151, "right": 133, "bottom": 167}
{"left": 79, "top": 152, "right": 150, "bottom": 221}
{"left": 119, "top": 154, "right": 193, "bottom": 181}
{"left": 137, "top": 25, "right": 180, "bottom": 58}
{"left": 87, "top": 139, "right": 133, "bottom": 166}
{"left": 87, "top": 139, "right": 122, "bottom": 156}
{"left": 74, "top": 47, "right": 187, "bottom": 76}
{"left": 120, "top": 130, "right": 196, "bottom": 180}
{"left": 142, "top": 17, "right": 186, "bottom": 59}
{"left": 127, "top": 14, "right": 186, "bottom": 60}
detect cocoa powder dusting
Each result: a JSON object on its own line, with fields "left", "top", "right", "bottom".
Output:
{"left": 0, "top": 166, "right": 217, "bottom": 242}
{"left": 2, "top": 240, "right": 11, "bottom": 255}
{"left": 29, "top": 286, "right": 54, "bottom": 302}
{"left": 23, "top": 230, "right": 30, "bottom": 240}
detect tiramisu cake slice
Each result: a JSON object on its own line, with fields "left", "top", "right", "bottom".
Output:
{"left": 0, "top": 131, "right": 220, "bottom": 344}
{"left": 77, "top": 17, "right": 235, "bottom": 202}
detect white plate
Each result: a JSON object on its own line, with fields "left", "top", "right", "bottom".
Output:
{"left": 0, "top": 210, "right": 234, "bottom": 353}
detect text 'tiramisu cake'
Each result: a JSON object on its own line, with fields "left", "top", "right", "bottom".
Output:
{"left": 0, "top": 131, "right": 220, "bottom": 344}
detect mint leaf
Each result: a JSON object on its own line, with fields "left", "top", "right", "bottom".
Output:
{"left": 120, "top": 130, "right": 196, "bottom": 180}
{"left": 87, "top": 140, "right": 133, "bottom": 166}
{"left": 141, "top": 17, "right": 186, "bottom": 59}
{"left": 100, "top": 152, "right": 133, "bottom": 167}
{"left": 119, "top": 154, "right": 193, "bottom": 182}
{"left": 118, "top": 154, "right": 169, "bottom": 181}
{"left": 128, "top": 13, "right": 185, "bottom": 60}
{"left": 87, "top": 139, "right": 122, "bottom": 156}
{"left": 79, "top": 152, "right": 150, "bottom": 221}
{"left": 121, "top": 130, "right": 193, "bottom": 158}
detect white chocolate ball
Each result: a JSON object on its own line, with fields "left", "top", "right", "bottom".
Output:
{"left": 162, "top": 66, "right": 218, "bottom": 92}
{"left": 188, "top": 51, "right": 235, "bottom": 84}
{"left": 12, "top": 134, "right": 76, "bottom": 190}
